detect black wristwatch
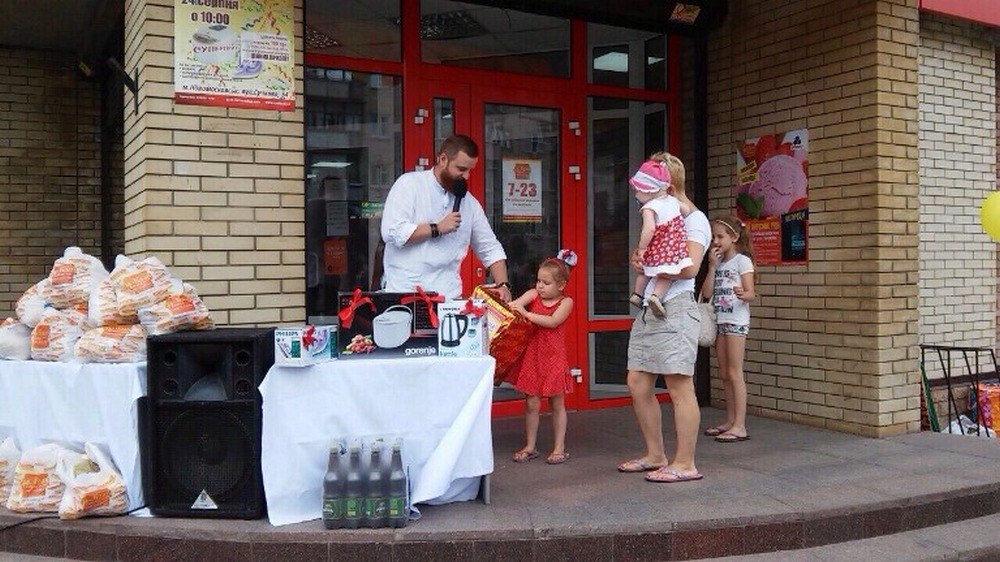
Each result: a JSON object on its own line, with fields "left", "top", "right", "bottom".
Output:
{"left": 496, "top": 281, "right": 511, "bottom": 290}
{"left": 430, "top": 223, "right": 440, "bottom": 238}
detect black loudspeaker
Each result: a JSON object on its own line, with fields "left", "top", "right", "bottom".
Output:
{"left": 142, "top": 327, "right": 275, "bottom": 519}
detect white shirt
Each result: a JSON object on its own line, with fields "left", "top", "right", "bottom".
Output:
{"left": 712, "top": 253, "right": 754, "bottom": 326}
{"left": 380, "top": 169, "right": 507, "bottom": 299}
{"left": 644, "top": 209, "right": 711, "bottom": 301}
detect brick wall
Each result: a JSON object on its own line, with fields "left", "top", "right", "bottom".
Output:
{"left": 0, "top": 49, "right": 115, "bottom": 316}
{"left": 917, "top": 15, "right": 997, "bottom": 368}
{"left": 123, "top": 0, "right": 305, "bottom": 327}
{"left": 704, "top": 0, "right": 922, "bottom": 436}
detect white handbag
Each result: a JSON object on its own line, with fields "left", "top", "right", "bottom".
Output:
{"left": 697, "top": 297, "right": 717, "bottom": 348}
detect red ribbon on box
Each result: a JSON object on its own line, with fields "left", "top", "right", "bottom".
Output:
{"left": 400, "top": 285, "right": 445, "bottom": 328}
{"left": 460, "top": 299, "right": 486, "bottom": 318}
{"left": 302, "top": 325, "right": 316, "bottom": 348}
{"left": 338, "top": 288, "right": 375, "bottom": 329}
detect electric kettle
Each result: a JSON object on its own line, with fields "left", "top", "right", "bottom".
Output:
{"left": 440, "top": 313, "right": 468, "bottom": 347}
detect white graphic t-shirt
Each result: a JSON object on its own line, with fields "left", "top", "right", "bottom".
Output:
{"left": 711, "top": 253, "right": 754, "bottom": 326}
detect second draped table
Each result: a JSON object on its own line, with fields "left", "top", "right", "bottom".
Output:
{"left": 259, "top": 355, "right": 495, "bottom": 526}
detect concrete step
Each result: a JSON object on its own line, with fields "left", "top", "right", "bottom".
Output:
{"left": 701, "top": 512, "right": 1000, "bottom": 561}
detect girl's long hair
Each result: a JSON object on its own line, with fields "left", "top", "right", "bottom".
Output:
{"left": 715, "top": 215, "right": 759, "bottom": 283}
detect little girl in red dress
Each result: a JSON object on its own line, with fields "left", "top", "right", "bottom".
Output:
{"left": 507, "top": 249, "right": 575, "bottom": 465}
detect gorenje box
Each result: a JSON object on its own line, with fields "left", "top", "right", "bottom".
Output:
{"left": 437, "top": 299, "right": 489, "bottom": 358}
{"left": 337, "top": 289, "right": 442, "bottom": 359}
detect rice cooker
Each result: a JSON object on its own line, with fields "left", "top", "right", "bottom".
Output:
{"left": 372, "top": 305, "right": 412, "bottom": 349}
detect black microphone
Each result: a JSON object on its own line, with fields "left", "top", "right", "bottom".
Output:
{"left": 452, "top": 178, "right": 468, "bottom": 213}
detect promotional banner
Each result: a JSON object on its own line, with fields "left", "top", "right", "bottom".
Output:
{"left": 174, "top": 0, "right": 295, "bottom": 111}
{"left": 734, "top": 129, "right": 809, "bottom": 265}
{"left": 501, "top": 158, "right": 543, "bottom": 223}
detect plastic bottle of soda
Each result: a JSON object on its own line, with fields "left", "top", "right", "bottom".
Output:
{"left": 343, "top": 442, "right": 363, "bottom": 529}
{"left": 321, "top": 441, "right": 345, "bottom": 529}
{"left": 363, "top": 440, "right": 388, "bottom": 528}
{"left": 387, "top": 438, "right": 407, "bottom": 528}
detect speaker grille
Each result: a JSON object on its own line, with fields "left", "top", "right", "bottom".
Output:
{"left": 160, "top": 407, "right": 254, "bottom": 499}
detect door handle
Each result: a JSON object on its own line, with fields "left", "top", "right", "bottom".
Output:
{"left": 570, "top": 368, "right": 582, "bottom": 383}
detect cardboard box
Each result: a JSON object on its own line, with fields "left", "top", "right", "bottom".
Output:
{"left": 337, "top": 290, "right": 442, "bottom": 359}
{"left": 437, "top": 299, "right": 489, "bottom": 358}
{"left": 274, "top": 325, "right": 338, "bottom": 366}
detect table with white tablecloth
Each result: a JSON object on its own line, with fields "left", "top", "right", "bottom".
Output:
{"left": 259, "top": 356, "right": 495, "bottom": 527}
{"left": 0, "top": 360, "right": 147, "bottom": 511}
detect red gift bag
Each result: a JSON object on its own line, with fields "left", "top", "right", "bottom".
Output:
{"left": 472, "top": 286, "right": 536, "bottom": 384}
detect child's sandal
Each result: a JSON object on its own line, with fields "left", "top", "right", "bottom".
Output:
{"left": 647, "top": 296, "right": 666, "bottom": 318}
{"left": 629, "top": 292, "right": 644, "bottom": 308}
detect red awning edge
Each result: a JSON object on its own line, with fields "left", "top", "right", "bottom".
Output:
{"left": 920, "top": 0, "right": 1000, "bottom": 28}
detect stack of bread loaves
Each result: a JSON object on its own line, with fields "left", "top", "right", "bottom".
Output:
{"left": 0, "top": 247, "right": 214, "bottom": 363}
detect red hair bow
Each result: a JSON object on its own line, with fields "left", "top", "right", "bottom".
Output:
{"left": 337, "top": 288, "right": 375, "bottom": 329}
{"left": 400, "top": 285, "right": 445, "bottom": 328}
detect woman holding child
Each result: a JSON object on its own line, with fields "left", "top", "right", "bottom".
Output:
{"left": 618, "top": 151, "right": 711, "bottom": 483}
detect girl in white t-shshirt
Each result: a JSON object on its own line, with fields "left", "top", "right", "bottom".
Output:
{"left": 700, "top": 215, "right": 757, "bottom": 443}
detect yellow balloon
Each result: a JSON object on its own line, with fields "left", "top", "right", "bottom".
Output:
{"left": 981, "top": 192, "right": 1000, "bottom": 242}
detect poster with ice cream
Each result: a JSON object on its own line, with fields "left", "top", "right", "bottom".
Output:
{"left": 734, "top": 129, "right": 808, "bottom": 265}
{"left": 174, "top": 0, "right": 295, "bottom": 111}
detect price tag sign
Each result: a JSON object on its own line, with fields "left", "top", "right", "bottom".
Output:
{"left": 501, "top": 158, "right": 543, "bottom": 223}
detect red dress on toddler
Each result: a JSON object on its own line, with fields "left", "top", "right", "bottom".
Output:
{"left": 506, "top": 295, "right": 572, "bottom": 397}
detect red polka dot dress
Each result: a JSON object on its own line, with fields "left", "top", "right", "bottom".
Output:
{"left": 506, "top": 295, "right": 572, "bottom": 397}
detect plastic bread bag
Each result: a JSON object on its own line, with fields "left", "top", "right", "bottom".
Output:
{"left": 30, "top": 307, "right": 91, "bottom": 362}
{"left": 75, "top": 324, "right": 148, "bottom": 363}
{"left": 110, "top": 255, "right": 177, "bottom": 320}
{"left": 15, "top": 279, "right": 50, "bottom": 328}
{"left": 0, "top": 437, "right": 20, "bottom": 505}
{"left": 40, "top": 247, "right": 110, "bottom": 310}
{"left": 0, "top": 318, "right": 32, "bottom": 360}
{"left": 138, "top": 281, "right": 214, "bottom": 336}
{"left": 57, "top": 442, "right": 128, "bottom": 520}
{"left": 88, "top": 275, "right": 132, "bottom": 328}
{"left": 6, "top": 443, "right": 94, "bottom": 513}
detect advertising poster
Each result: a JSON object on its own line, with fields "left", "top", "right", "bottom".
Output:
{"left": 174, "top": 0, "right": 295, "bottom": 111}
{"left": 501, "top": 158, "right": 543, "bottom": 223}
{"left": 734, "top": 129, "right": 809, "bottom": 265}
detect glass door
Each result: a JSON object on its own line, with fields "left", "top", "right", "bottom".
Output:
{"left": 412, "top": 81, "right": 584, "bottom": 415}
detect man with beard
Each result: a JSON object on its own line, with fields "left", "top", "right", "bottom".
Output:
{"left": 380, "top": 134, "right": 511, "bottom": 301}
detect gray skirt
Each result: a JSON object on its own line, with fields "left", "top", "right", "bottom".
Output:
{"left": 626, "top": 292, "right": 699, "bottom": 376}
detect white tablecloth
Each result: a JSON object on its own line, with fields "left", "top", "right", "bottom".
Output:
{"left": 0, "top": 360, "right": 147, "bottom": 511}
{"left": 259, "top": 356, "right": 495, "bottom": 526}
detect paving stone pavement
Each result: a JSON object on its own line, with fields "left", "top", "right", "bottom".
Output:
{"left": 1, "top": 406, "right": 999, "bottom": 561}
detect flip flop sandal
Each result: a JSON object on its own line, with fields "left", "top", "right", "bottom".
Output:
{"left": 617, "top": 458, "right": 664, "bottom": 473}
{"left": 546, "top": 452, "right": 569, "bottom": 465}
{"left": 703, "top": 425, "right": 729, "bottom": 437}
{"left": 714, "top": 432, "right": 750, "bottom": 443}
{"left": 644, "top": 467, "right": 704, "bottom": 483}
{"left": 512, "top": 450, "right": 539, "bottom": 463}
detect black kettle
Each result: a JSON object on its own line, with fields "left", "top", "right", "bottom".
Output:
{"left": 440, "top": 313, "right": 469, "bottom": 347}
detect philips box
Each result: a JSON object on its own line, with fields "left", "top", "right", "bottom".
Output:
{"left": 437, "top": 299, "right": 489, "bottom": 358}
{"left": 274, "top": 325, "right": 338, "bottom": 366}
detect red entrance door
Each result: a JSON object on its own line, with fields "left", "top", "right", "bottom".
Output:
{"left": 408, "top": 80, "right": 586, "bottom": 416}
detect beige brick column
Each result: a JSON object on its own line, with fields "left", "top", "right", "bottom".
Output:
{"left": 705, "top": 0, "right": 921, "bottom": 436}
{"left": 123, "top": 0, "right": 305, "bottom": 326}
